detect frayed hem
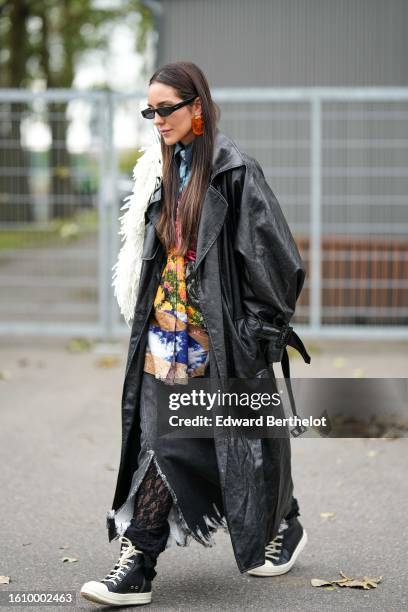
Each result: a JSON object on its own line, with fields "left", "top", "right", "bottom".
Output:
{"left": 106, "top": 449, "right": 229, "bottom": 550}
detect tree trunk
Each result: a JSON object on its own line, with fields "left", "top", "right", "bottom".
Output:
{"left": 0, "top": 0, "right": 32, "bottom": 223}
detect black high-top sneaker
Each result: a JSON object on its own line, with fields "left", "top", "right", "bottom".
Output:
{"left": 247, "top": 516, "right": 308, "bottom": 577}
{"left": 80, "top": 536, "right": 152, "bottom": 606}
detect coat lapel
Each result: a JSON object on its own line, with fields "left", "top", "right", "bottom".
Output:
{"left": 194, "top": 185, "right": 228, "bottom": 271}
{"left": 146, "top": 181, "right": 228, "bottom": 271}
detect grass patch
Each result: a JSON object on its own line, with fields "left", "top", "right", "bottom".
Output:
{"left": 0, "top": 209, "right": 98, "bottom": 251}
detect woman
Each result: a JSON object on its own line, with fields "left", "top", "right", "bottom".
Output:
{"left": 81, "top": 61, "right": 311, "bottom": 607}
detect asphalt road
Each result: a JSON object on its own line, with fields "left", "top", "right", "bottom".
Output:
{"left": 1, "top": 337, "right": 407, "bottom": 611}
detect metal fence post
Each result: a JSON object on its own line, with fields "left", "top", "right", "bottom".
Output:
{"left": 107, "top": 92, "right": 121, "bottom": 339}
{"left": 97, "top": 92, "right": 115, "bottom": 340}
{"left": 310, "top": 96, "right": 322, "bottom": 332}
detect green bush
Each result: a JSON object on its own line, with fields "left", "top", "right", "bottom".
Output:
{"left": 118, "top": 149, "right": 144, "bottom": 176}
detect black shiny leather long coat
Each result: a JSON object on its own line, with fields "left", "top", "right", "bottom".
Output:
{"left": 108, "top": 130, "right": 310, "bottom": 574}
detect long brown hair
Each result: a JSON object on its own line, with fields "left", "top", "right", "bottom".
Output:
{"left": 148, "top": 62, "right": 220, "bottom": 256}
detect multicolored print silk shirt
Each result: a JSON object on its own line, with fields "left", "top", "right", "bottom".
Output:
{"left": 143, "top": 140, "right": 210, "bottom": 384}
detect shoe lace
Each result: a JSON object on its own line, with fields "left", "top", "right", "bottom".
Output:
{"left": 265, "top": 520, "right": 288, "bottom": 561}
{"left": 101, "top": 536, "right": 143, "bottom": 586}
{"left": 265, "top": 534, "right": 284, "bottom": 561}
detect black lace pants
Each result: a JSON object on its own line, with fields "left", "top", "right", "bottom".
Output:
{"left": 123, "top": 459, "right": 173, "bottom": 581}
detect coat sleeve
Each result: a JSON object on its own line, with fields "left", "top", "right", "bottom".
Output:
{"left": 232, "top": 155, "right": 306, "bottom": 363}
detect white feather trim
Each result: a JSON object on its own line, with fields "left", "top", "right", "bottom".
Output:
{"left": 111, "top": 143, "right": 163, "bottom": 327}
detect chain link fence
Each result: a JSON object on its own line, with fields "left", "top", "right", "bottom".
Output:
{"left": 0, "top": 88, "right": 407, "bottom": 339}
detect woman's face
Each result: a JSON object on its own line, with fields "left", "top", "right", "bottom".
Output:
{"left": 147, "top": 82, "right": 202, "bottom": 146}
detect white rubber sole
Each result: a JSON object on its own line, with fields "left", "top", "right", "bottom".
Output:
{"left": 247, "top": 529, "right": 308, "bottom": 577}
{"left": 80, "top": 581, "right": 152, "bottom": 606}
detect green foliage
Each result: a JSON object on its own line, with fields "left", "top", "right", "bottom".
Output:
{"left": 0, "top": 0, "right": 153, "bottom": 88}
{"left": 118, "top": 148, "right": 144, "bottom": 176}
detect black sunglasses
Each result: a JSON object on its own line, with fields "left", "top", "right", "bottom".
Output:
{"left": 141, "top": 95, "right": 197, "bottom": 119}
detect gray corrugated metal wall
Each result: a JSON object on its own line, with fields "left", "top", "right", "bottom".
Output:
{"left": 158, "top": 1, "right": 408, "bottom": 229}
{"left": 158, "top": 0, "right": 408, "bottom": 229}
{"left": 157, "top": 1, "right": 408, "bottom": 329}
{"left": 159, "top": 0, "right": 408, "bottom": 86}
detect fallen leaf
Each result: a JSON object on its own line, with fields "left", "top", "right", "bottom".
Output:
{"left": 311, "top": 571, "right": 383, "bottom": 590}
{"left": 95, "top": 356, "right": 121, "bottom": 369}
{"left": 311, "top": 578, "right": 332, "bottom": 587}
{"left": 61, "top": 557, "right": 78, "bottom": 563}
{"left": 320, "top": 512, "right": 336, "bottom": 520}
{"left": 65, "top": 338, "right": 92, "bottom": 353}
{"left": 367, "top": 450, "right": 379, "bottom": 458}
{"left": 337, "top": 570, "right": 383, "bottom": 589}
{"left": 333, "top": 357, "right": 346, "bottom": 369}
{"left": 338, "top": 578, "right": 379, "bottom": 589}
{"left": 0, "top": 370, "right": 12, "bottom": 381}
{"left": 0, "top": 576, "right": 10, "bottom": 584}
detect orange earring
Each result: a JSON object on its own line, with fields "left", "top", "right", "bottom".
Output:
{"left": 191, "top": 114, "right": 204, "bottom": 136}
